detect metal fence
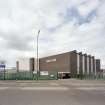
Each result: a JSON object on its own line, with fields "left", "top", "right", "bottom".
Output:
{"left": 75, "top": 74, "right": 105, "bottom": 80}
{"left": 0, "top": 71, "right": 58, "bottom": 80}
{"left": 1, "top": 71, "right": 104, "bottom": 80}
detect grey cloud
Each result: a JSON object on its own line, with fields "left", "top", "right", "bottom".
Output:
{"left": 0, "top": 0, "right": 105, "bottom": 68}
{"left": 0, "top": 32, "right": 34, "bottom": 51}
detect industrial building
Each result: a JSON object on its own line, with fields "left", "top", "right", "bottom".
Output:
{"left": 39, "top": 50, "right": 101, "bottom": 78}
{"left": 16, "top": 50, "right": 101, "bottom": 78}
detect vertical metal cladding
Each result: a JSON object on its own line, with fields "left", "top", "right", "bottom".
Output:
{"left": 96, "top": 59, "right": 101, "bottom": 74}
{"left": 91, "top": 56, "right": 94, "bottom": 75}
{"left": 94, "top": 59, "right": 97, "bottom": 75}
{"left": 81, "top": 55, "right": 96, "bottom": 75}
{"left": 78, "top": 52, "right": 83, "bottom": 75}
{"left": 92, "top": 57, "right": 95, "bottom": 75}
{"left": 77, "top": 52, "right": 86, "bottom": 75}
{"left": 77, "top": 53, "right": 80, "bottom": 74}
{"left": 70, "top": 50, "right": 77, "bottom": 76}
{"left": 82, "top": 54, "right": 85, "bottom": 75}
{"left": 88, "top": 55, "right": 91, "bottom": 75}
{"left": 87, "top": 56, "right": 90, "bottom": 75}
{"left": 84, "top": 54, "right": 87, "bottom": 75}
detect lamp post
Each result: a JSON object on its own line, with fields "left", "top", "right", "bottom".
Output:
{"left": 36, "top": 30, "right": 40, "bottom": 80}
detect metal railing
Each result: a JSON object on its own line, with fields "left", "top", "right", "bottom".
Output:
{"left": 75, "top": 74, "right": 105, "bottom": 80}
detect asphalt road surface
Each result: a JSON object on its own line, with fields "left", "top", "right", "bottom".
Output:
{"left": 0, "top": 79, "right": 105, "bottom": 105}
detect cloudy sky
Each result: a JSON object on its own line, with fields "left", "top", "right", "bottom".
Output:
{"left": 0, "top": 0, "right": 105, "bottom": 68}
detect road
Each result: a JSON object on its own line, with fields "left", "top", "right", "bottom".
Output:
{"left": 0, "top": 79, "right": 105, "bottom": 105}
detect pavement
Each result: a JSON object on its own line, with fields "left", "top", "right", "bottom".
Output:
{"left": 0, "top": 79, "right": 105, "bottom": 105}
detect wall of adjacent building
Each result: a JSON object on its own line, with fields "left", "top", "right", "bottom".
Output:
{"left": 18, "top": 58, "right": 30, "bottom": 71}
{"left": 16, "top": 58, "right": 36, "bottom": 72}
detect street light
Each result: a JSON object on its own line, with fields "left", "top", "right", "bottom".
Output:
{"left": 36, "top": 30, "right": 40, "bottom": 80}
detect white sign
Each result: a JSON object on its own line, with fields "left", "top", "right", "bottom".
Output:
{"left": 46, "top": 59, "right": 56, "bottom": 63}
{"left": 33, "top": 71, "right": 37, "bottom": 74}
{"left": 40, "top": 71, "right": 48, "bottom": 75}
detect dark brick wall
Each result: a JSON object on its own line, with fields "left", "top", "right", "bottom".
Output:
{"left": 39, "top": 52, "right": 71, "bottom": 72}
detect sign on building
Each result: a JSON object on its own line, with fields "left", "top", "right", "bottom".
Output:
{"left": 46, "top": 59, "right": 56, "bottom": 63}
{"left": 40, "top": 71, "right": 48, "bottom": 75}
